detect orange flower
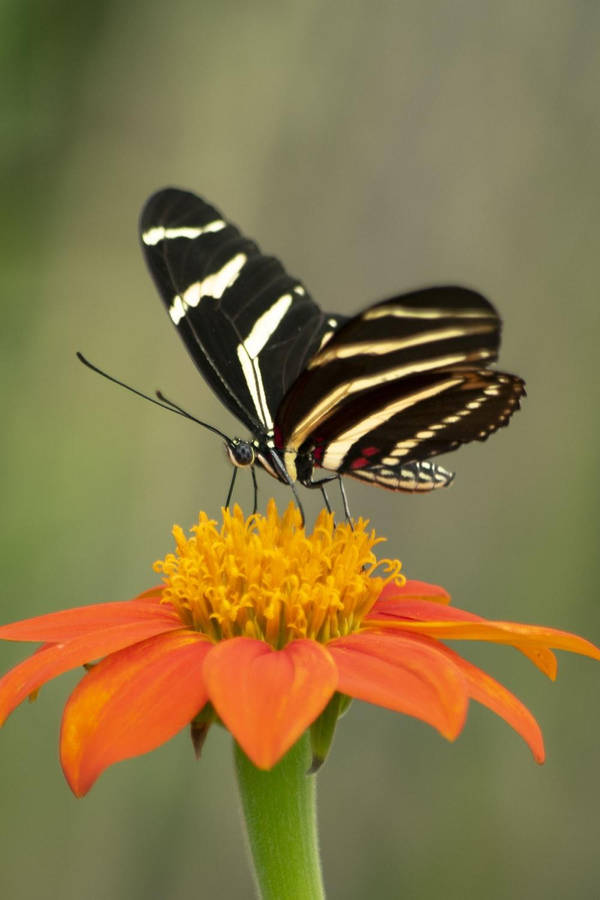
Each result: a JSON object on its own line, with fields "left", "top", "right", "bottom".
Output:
{"left": 1, "top": 502, "right": 598, "bottom": 797}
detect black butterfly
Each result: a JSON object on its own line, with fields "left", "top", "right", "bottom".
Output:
{"left": 139, "top": 188, "right": 525, "bottom": 512}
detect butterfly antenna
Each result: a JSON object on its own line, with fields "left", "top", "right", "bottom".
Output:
{"left": 76, "top": 352, "right": 229, "bottom": 441}
{"left": 153, "top": 389, "right": 223, "bottom": 436}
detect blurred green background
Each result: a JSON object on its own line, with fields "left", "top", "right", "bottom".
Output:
{"left": 2, "top": 1, "right": 599, "bottom": 897}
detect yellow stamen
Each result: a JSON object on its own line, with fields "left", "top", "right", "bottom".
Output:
{"left": 153, "top": 500, "right": 403, "bottom": 648}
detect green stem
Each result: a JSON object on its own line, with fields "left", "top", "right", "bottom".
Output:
{"left": 234, "top": 734, "right": 325, "bottom": 900}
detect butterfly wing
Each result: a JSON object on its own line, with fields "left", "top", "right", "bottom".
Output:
{"left": 275, "top": 286, "right": 525, "bottom": 489}
{"left": 140, "top": 188, "right": 345, "bottom": 435}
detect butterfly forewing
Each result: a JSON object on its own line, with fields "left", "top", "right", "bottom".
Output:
{"left": 140, "top": 188, "right": 345, "bottom": 434}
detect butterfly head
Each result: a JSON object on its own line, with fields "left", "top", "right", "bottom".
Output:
{"left": 226, "top": 438, "right": 256, "bottom": 468}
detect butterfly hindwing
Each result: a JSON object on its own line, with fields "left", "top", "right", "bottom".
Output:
{"left": 275, "top": 287, "right": 524, "bottom": 485}
{"left": 311, "top": 368, "right": 523, "bottom": 484}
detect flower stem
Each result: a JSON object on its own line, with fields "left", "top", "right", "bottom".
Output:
{"left": 234, "top": 734, "right": 325, "bottom": 900}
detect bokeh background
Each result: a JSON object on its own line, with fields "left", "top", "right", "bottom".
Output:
{"left": 2, "top": 1, "right": 600, "bottom": 897}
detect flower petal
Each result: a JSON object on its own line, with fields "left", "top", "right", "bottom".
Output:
{"left": 441, "top": 645, "right": 545, "bottom": 763}
{"left": 132, "top": 586, "right": 165, "bottom": 602}
{"left": 373, "top": 618, "right": 600, "bottom": 662}
{"left": 369, "top": 597, "right": 482, "bottom": 623}
{"left": 513, "top": 646, "right": 557, "bottom": 679}
{"left": 60, "top": 631, "right": 211, "bottom": 796}
{"left": 203, "top": 637, "right": 337, "bottom": 769}
{"left": 378, "top": 580, "right": 451, "bottom": 605}
{"left": 0, "top": 600, "right": 179, "bottom": 642}
{"left": 368, "top": 599, "right": 559, "bottom": 677}
{"left": 0, "top": 618, "right": 188, "bottom": 725}
{"left": 328, "top": 631, "right": 468, "bottom": 740}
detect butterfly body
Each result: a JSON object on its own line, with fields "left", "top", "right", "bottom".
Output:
{"left": 140, "top": 188, "right": 524, "bottom": 497}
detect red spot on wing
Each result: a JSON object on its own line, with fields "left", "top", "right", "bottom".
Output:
{"left": 311, "top": 437, "right": 325, "bottom": 464}
{"left": 274, "top": 425, "right": 283, "bottom": 450}
{"left": 361, "top": 446, "right": 379, "bottom": 457}
{"left": 351, "top": 457, "right": 369, "bottom": 470}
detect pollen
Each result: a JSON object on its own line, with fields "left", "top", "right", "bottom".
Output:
{"left": 153, "top": 500, "right": 403, "bottom": 647}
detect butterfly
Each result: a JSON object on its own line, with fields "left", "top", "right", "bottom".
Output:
{"left": 139, "top": 188, "right": 525, "bottom": 513}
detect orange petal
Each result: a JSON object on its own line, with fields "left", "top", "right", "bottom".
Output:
{"left": 368, "top": 601, "right": 559, "bottom": 678}
{"left": 0, "top": 617, "right": 187, "bottom": 725}
{"left": 60, "top": 631, "right": 211, "bottom": 796}
{"left": 328, "top": 631, "right": 468, "bottom": 740}
{"left": 442, "top": 645, "right": 545, "bottom": 763}
{"left": 378, "top": 580, "right": 451, "bottom": 605}
{"left": 131, "top": 586, "right": 165, "bottom": 602}
{"left": 0, "top": 600, "right": 179, "bottom": 642}
{"left": 203, "top": 638, "right": 337, "bottom": 769}
{"left": 516, "top": 646, "right": 557, "bottom": 679}
{"left": 374, "top": 619, "right": 600, "bottom": 661}
{"left": 369, "top": 597, "right": 481, "bottom": 623}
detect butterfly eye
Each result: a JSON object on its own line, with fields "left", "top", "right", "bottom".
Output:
{"left": 226, "top": 440, "right": 255, "bottom": 468}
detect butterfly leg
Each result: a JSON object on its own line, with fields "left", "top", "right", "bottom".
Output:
{"left": 225, "top": 467, "right": 238, "bottom": 508}
{"left": 319, "top": 483, "right": 332, "bottom": 513}
{"left": 291, "top": 484, "right": 306, "bottom": 527}
{"left": 262, "top": 448, "right": 307, "bottom": 525}
{"left": 338, "top": 476, "right": 353, "bottom": 525}
{"left": 304, "top": 474, "right": 338, "bottom": 488}
{"left": 251, "top": 465, "right": 258, "bottom": 514}
{"left": 304, "top": 473, "right": 349, "bottom": 521}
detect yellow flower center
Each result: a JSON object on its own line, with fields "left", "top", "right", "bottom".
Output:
{"left": 153, "top": 500, "right": 403, "bottom": 648}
